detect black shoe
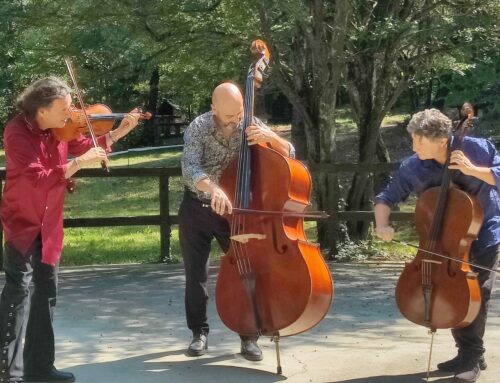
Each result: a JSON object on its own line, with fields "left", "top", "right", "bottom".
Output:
{"left": 241, "top": 339, "right": 263, "bottom": 361}
{"left": 438, "top": 353, "right": 487, "bottom": 372}
{"left": 187, "top": 333, "right": 208, "bottom": 356}
{"left": 454, "top": 362, "right": 481, "bottom": 382}
{"left": 24, "top": 367, "right": 75, "bottom": 383}
{"left": 478, "top": 356, "right": 487, "bottom": 371}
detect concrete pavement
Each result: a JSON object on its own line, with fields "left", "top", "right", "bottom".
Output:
{"left": 1, "top": 262, "right": 499, "bottom": 383}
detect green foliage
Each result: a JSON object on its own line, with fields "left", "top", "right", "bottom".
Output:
{"left": 0, "top": 0, "right": 262, "bottom": 132}
{"left": 443, "top": 56, "right": 500, "bottom": 117}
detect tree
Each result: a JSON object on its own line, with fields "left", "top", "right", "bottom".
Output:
{"left": 0, "top": 0, "right": 261, "bottom": 130}
{"left": 258, "top": 0, "right": 352, "bottom": 255}
{"left": 344, "top": 0, "right": 500, "bottom": 239}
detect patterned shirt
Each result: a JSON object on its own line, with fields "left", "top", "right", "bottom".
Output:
{"left": 181, "top": 111, "right": 293, "bottom": 200}
{"left": 375, "top": 136, "right": 500, "bottom": 249}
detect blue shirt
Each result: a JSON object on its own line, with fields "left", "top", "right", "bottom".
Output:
{"left": 375, "top": 136, "right": 500, "bottom": 248}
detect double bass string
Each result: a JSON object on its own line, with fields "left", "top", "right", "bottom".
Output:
{"left": 231, "top": 72, "right": 256, "bottom": 277}
{"left": 231, "top": 77, "right": 246, "bottom": 276}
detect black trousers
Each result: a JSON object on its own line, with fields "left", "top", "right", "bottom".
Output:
{"left": 0, "top": 236, "right": 58, "bottom": 382}
{"left": 179, "top": 190, "right": 254, "bottom": 341}
{"left": 451, "top": 242, "right": 499, "bottom": 360}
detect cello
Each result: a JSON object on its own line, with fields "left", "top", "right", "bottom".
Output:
{"left": 215, "top": 40, "right": 333, "bottom": 373}
{"left": 395, "top": 106, "right": 482, "bottom": 378}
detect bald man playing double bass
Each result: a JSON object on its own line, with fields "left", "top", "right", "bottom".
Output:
{"left": 179, "top": 82, "right": 294, "bottom": 361}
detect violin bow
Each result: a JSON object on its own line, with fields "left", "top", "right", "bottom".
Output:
{"left": 64, "top": 57, "right": 109, "bottom": 172}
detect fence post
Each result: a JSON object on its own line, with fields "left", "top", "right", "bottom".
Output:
{"left": 159, "top": 173, "right": 172, "bottom": 263}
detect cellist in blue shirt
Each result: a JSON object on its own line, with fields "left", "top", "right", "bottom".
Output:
{"left": 374, "top": 108, "right": 500, "bottom": 383}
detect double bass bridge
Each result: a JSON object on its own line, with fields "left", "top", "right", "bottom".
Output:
{"left": 230, "top": 233, "right": 267, "bottom": 243}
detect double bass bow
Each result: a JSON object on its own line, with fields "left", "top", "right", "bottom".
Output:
{"left": 215, "top": 40, "right": 333, "bottom": 374}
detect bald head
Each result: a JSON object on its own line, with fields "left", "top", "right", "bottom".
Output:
{"left": 212, "top": 82, "right": 243, "bottom": 107}
{"left": 211, "top": 83, "right": 243, "bottom": 130}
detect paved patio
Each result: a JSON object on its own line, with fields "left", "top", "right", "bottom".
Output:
{"left": 1, "top": 262, "right": 499, "bottom": 382}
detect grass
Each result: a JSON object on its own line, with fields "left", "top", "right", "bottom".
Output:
{"left": 382, "top": 112, "right": 410, "bottom": 127}
{"left": 61, "top": 147, "right": 184, "bottom": 265}
{"left": 335, "top": 108, "right": 410, "bottom": 134}
{"left": 0, "top": 109, "right": 414, "bottom": 266}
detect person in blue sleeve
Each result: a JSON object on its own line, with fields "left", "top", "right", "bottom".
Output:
{"left": 374, "top": 108, "right": 500, "bottom": 383}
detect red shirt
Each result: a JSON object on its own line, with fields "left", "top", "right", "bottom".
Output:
{"left": 1, "top": 114, "right": 109, "bottom": 265}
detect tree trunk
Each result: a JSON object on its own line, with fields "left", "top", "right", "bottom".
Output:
{"left": 291, "top": 107, "right": 307, "bottom": 161}
{"left": 258, "top": 0, "right": 351, "bottom": 257}
{"left": 346, "top": 57, "right": 389, "bottom": 239}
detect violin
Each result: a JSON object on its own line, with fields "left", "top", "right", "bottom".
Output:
{"left": 52, "top": 103, "right": 151, "bottom": 142}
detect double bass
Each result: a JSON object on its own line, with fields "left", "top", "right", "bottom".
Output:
{"left": 215, "top": 40, "right": 333, "bottom": 373}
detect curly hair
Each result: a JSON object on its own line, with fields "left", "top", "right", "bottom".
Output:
{"left": 406, "top": 109, "right": 452, "bottom": 139}
{"left": 16, "top": 77, "right": 71, "bottom": 117}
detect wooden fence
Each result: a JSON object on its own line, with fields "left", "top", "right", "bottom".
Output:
{"left": 153, "top": 115, "right": 188, "bottom": 145}
{"left": 309, "top": 161, "right": 414, "bottom": 223}
{"left": 0, "top": 162, "right": 413, "bottom": 265}
{"left": 0, "top": 167, "right": 181, "bottom": 265}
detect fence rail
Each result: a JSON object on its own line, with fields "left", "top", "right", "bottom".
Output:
{"left": 0, "top": 162, "right": 411, "bottom": 264}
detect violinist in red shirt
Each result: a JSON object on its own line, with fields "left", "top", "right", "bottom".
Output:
{"left": 0, "top": 77, "right": 141, "bottom": 383}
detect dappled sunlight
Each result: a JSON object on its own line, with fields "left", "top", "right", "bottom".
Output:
{"left": 0, "top": 262, "right": 489, "bottom": 382}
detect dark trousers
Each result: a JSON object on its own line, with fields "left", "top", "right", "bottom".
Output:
{"left": 0, "top": 236, "right": 58, "bottom": 381}
{"left": 451, "top": 242, "right": 499, "bottom": 360}
{"left": 179, "top": 190, "right": 254, "bottom": 341}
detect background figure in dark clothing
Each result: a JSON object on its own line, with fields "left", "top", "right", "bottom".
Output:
{"left": 374, "top": 108, "right": 500, "bottom": 383}
{"left": 179, "top": 82, "right": 294, "bottom": 361}
{"left": 0, "top": 77, "right": 141, "bottom": 383}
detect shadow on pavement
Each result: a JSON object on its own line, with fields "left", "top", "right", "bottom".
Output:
{"left": 331, "top": 369, "right": 456, "bottom": 383}
{"left": 69, "top": 349, "right": 288, "bottom": 383}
